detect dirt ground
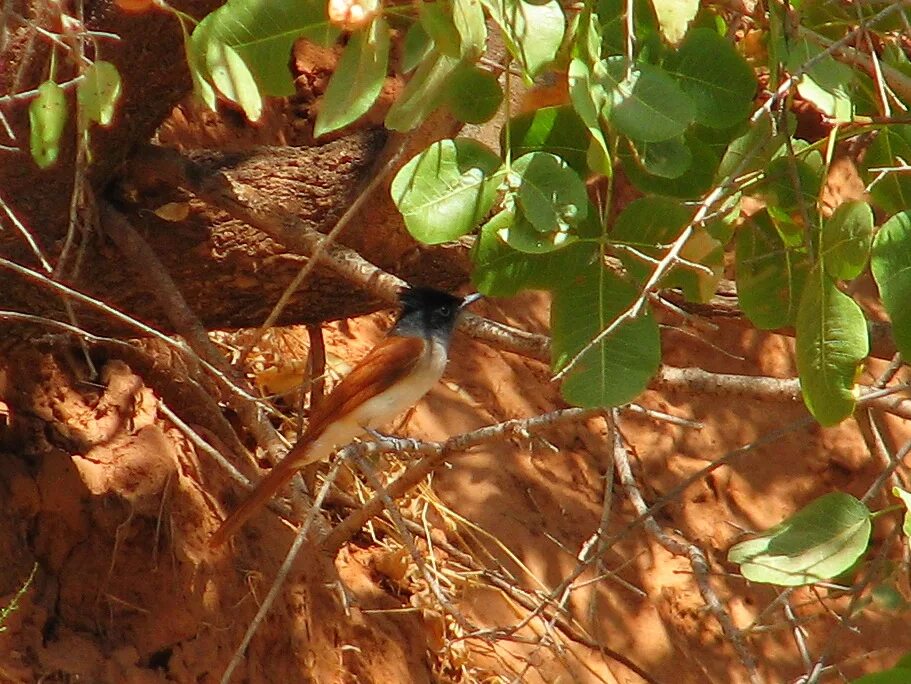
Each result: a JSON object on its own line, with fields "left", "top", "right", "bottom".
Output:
{"left": 0, "top": 287, "right": 909, "bottom": 684}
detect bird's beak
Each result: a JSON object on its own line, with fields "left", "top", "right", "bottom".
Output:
{"left": 460, "top": 292, "right": 483, "bottom": 309}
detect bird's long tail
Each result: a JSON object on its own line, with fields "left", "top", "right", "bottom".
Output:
{"left": 208, "top": 441, "right": 317, "bottom": 548}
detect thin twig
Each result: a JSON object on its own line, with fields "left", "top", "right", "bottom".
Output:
{"left": 219, "top": 457, "right": 344, "bottom": 684}
{"left": 610, "top": 410, "right": 762, "bottom": 684}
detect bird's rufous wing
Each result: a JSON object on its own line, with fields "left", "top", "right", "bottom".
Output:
{"left": 208, "top": 336, "right": 426, "bottom": 547}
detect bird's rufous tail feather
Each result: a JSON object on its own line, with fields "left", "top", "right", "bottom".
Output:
{"left": 209, "top": 449, "right": 309, "bottom": 547}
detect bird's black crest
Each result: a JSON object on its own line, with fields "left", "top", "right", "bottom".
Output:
{"left": 398, "top": 287, "right": 463, "bottom": 314}
{"left": 393, "top": 287, "right": 472, "bottom": 346}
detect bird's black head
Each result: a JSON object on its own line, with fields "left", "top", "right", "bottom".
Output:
{"left": 393, "top": 287, "right": 480, "bottom": 346}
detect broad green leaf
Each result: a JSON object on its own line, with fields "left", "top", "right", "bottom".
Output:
{"left": 504, "top": 106, "right": 590, "bottom": 177}
{"left": 446, "top": 66, "right": 503, "bottom": 124}
{"left": 472, "top": 215, "right": 602, "bottom": 295}
{"left": 893, "top": 487, "right": 911, "bottom": 546}
{"left": 621, "top": 132, "right": 717, "bottom": 198}
{"left": 735, "top": 210, "right": 810, "bottom": 329}
{"left": 611, "top": 195, "right": 719, "bottom": 302}
{"left": 471, "top": 217, "right": 539, "bottom": 295}
{"left": 650, "top": 0, "right": 697, "bottom": 45}
{"left": 674, "top": 229, "right": 723, "bottom": 303}
{"left": 391, "top": 138, "right": 502, "bottom": 243}
{"left": 552, "top": 265, "right": 661, "bottom": 407}
{"left": 573, "top": 4, "right": 603, "bottom": 64}
{"left": 871, "top": 212, "right": 911, "bottom": 358}
{"left": 29, "top": 80, "right": 67, "bottom": 169}
{"left": 402, "top": 22, "right": 433, "bottom": 73}
{"left": 419, "top": 0, "right": 461, "bottom": 58}
{"left": 568, "top": 59, "right": 606, "bottom": 130}
{"left": 510, "top": 152, "right": 588, "bottom": 234}
{"left": 453, "top": 0, "right": 486, "bottom": 60}
{"left": 718, "top": 111, "right": 791, "bottom": 180}
{"left": 495, "top": 209, "right": 577, "bottom": 254}
{"left": 787, "top": 36, "right": 854, "bottom": 122}
{"left": 567, "top": 59, "right": 610, "bottom": 170}
{"left": 796, "top": 266, "right": 868, "bottom": 425}
{"left": 821, "top": 200, "right": 873, "bottom": 281}
{"left": 760, "top": 155, "right": 823, "bottom": 216}
{"left": 314, "top": 17, "right": 390, "bottom": 137}
{"left": 611, "top": 196, "right": 690, "bottom": 282}
{"left": 665, "top": 28, "right": 756, "bottom": 129}
{"left": 627, "top": 137, "right": 692, "bottom": 179}
{"left": 385, "top": 51, "right": 460, "bottom": 131}
{"left": 862, "top": 127, "right": 911, "bottom": 215}
{"left": 206, "top": 39, "right": 263, "bottom": 122}
{"left": 599, "top": 56, "right": 696, "bottom": 142}
{"left": 77, "top": 61, "right": 122, "bottom": 126}
{"left": 728, "top": 492, "right": 871, "bottom": 586}
{"left": 482, "top": 0, "right": 565, "bottom": 79}
{"left": 192, "top": 0, "right": 338, "bottom": 96}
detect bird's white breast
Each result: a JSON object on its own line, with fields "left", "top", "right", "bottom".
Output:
{"left": 304, "top": 339, "right": 448, "bottom": 462}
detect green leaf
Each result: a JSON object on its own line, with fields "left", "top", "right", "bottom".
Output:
{"left": 795, "top": 266, "right": 868, "bottom": 426}
{"left": 453, "top": 0, "right": 487, "bottom": 60}
{"left": 552, "top": 265, "right": 661, "bottom": 407}
{"left": 191, "top": 0, "right": 338, "bottom": 97}
{"left": 893, "top": 487, "right": 911, "bottom": 547}
{"left": 627, "top": 136, "right": 692, "bottom": 179}
{"left": 573, "top": 4, "right": 603, "bottom": 64}
{"left": 664, "top": 28, "right": 756, "bottom": 129}
{"left": 610, "top": 196, "right": 690, "bottom": 281}
{"left": 402, "top": 22, "right": 433, "bottom": 73}
{"left": 610, "top": 195, "right": 720, "bottom": 302}
{"left": 871, "top": 212, "right": 911, "bottom": 358}
{"left": 718, "top": 112, "right": 791, "bottom": 180}
{"left": 391, "top": 138, "right": 502, "bottom": 243}
{"left": 481, "top": 0, "right": 565, "bottom": 79}
{"left": 621, "top": 132, "right": 717, "bottom": 198}
{"left": 821, "top": 200, "right": 873, "bottom": 281}
{"left": 735, "top": 210, "right": 810, "bottom": 329}
{"left": 445, "top": 65, "right": 503, "bottom": 124}
{"left": 77, "top": 61, "right": 122, "bottom": 127}
{"left": 760, "top": 154, "right": 823, "bottom": 216}
{"left": 510, "top": 152, "right": 588, "bottom": 234}
{"left": 567, "top": 59, "right": 610, "bottom": 171}
{"left": 29, "top": 80, "right": 67, "bottom": 169}
{"left": 787, "top": 36, "right": 854, "bottom": 122}
{"left": 650, "top": 0, "right": 697, "bottom": 44}
{"left": 473, "top": 211, "right": 602, "bottom": 293}
{"left": 314, "top": 17, "right": 390, "bottom": 137}
{"left": 205, "top": 38, "right": 264, "bottom": 121}
{"left": 862, "top": 127, "right": 911, "bottom": 215}
{"left": 494, "top": 209, "right": 577, "bottom": 254}
{"left": 728, "top": 492, "right": 872, "bottom": 586}
{"left": 180, "top": 18, "right": 218, "bottom": 110}
{"left": 505, "top": 106, "right": 591, "bottom": 177}
{"left": 471, "top": 217, "right": 539, "bottom": 295}
{"left": 385, "top": 50, "right": 460, "bottom": 131}
{"left": 599, "top": 56, "right": 696, "bottom": 142}
{"left": 419, "top": 0, "right": 461, "bottom": 58}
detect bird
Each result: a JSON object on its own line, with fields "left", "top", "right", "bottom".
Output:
{"left": 208, "top": 286, "right": 482, "bottom": 547}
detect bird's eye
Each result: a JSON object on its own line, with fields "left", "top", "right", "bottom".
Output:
{"left": 439, "top": 305, "right": 452, "bottom": 316}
